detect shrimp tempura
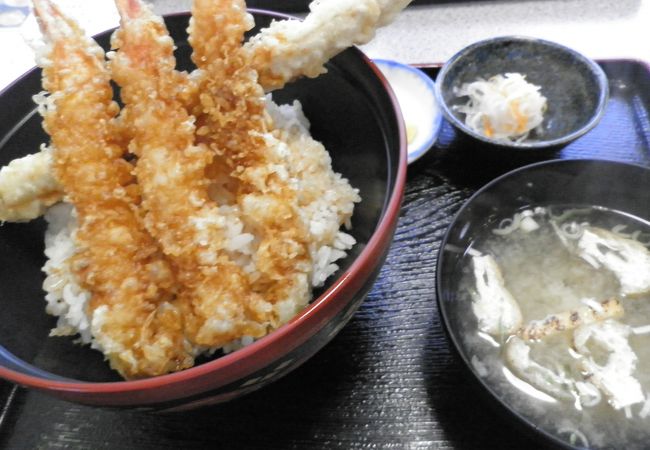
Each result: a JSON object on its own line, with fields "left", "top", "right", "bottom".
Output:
{"left": 0, "top": 0, "right": 413, "bottom": 220}
{"left": 0, "top": 148, "right": 61, "bottom": 222}
{"left": 33, "top": 0, "right": 192, "bottom": 379}
{"left": 110, "top": 0, "right": 273, "bottom": 347}
{"left": 247, "top": 0, "right": 412, "bottom": 91}
{"left": 189, "top": 0, "right": 312, "bottom": 328}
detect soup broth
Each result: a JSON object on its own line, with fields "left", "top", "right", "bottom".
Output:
{"left": 457, "top": 205, "right": 650, "bottom": 449}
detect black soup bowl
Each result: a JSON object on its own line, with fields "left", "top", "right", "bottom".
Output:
{"left": 0, "top": 10, "right": 406, "bottom": 410}
{"left": 435, "top": 36, "right": 609, "bottom": 151}
{"left": 437, "top": 159, "right": 650, "bottom": 449}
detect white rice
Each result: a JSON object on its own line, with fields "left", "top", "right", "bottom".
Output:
{"left": 41, "top": 203, "right": 93, "bottom": 344}
{"left": 266, "top": 98, "right": 360, "bottom": 286}
{"left": 41, "top": 99, "right": 361, "bottom": 358}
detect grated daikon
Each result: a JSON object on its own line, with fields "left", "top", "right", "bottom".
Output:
{"left": 454, "top": 73, "right": 547, "bottom": 142}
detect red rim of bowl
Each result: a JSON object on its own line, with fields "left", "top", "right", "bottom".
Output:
{"left": 0, "top": 10, "right": 408, "bottom": 397}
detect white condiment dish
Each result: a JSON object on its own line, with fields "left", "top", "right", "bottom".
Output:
{"left": 373, "top": 59, "right": 442, "bottom": 163}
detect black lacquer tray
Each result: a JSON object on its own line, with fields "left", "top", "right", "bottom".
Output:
{"left": 0, "top": 60, "right": 648, "bottom": 449}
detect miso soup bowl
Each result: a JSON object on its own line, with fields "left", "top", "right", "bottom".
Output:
{"left": 0, "top": 10, "right": 406, "bottom": 411}
{"left": 437, "top": 159, "right": 650, "bottom": 448}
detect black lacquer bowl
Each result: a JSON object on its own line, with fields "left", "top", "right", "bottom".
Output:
{"left": 437, "top": 159, "right": 650, "bottom": 449}
{"left": 435, "top": 37, "right": 609, "bottom": 151}
{"left": 0, "top": 10, "right": 406, "bottom": 410}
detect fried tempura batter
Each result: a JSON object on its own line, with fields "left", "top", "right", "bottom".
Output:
{"left": 33, "top": 0, "right": 192, "bottom": 379}
{"left": 188, "top": 0, "right": 312, "bottom": 330}
{"left": 110, "top": 0, "right": 276, "bottom": 348}
{"left": 6, "top": 0, "right": 378, "bottom": 379}
{"left": 1, "top": 0, "right": 412, "bottom": 220}
{"left": 0, "top": 147, "right": 61, "bottom": 222}
{"left": 247, "top": 0, "right": 412, "bottom": 91}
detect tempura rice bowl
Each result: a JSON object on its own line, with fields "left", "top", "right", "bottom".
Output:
{"left": 0, "top": 10, "right": 406, "bottom": 410}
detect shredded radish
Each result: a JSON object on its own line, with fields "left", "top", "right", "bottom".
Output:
{"left": 454, "top": 73, "right": 547, "bottom": 142}
{"left": 558, "top": 426, "right": 589, "bottom": 448}
{"left": 639, "top": 393, "right": 650, "bottom": 418}
{"left": 492, "top": 209, "right": 544, "bottom": 236}
{"left": 471, "top": 355, "right": 489, "bottom": 377}
{"left": 575, "top": 381, "right": 602, "bottom": 408}
{"left": 632, "top": 324, "right": 650, "bottom": 335}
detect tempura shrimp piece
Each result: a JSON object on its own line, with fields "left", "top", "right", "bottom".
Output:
{"left": 517, "top": 298, "right": 624, "bottom": 341}
{"left": 576, "top": 227, "right": 650, "bottom": 296}
{"left": 471, "top": 254, "right": 523, "bottom": 336}
{"left": 187, "top": 0, "right": 253, "bottom": 64}
{"left": 246, "top": 0, "right": 411, "bottom": 91}
{"left": 111, "top": 0, "right": 273, "bottom": 347}
{"left": 0, "top": 147, "right": 62, "bottom": 221}
{"left": 0, "top": 0, "right": 407, "bottom": 216}
{"left": 189, "top": 0, "right": 312, "bottom": 326}
{"left": 33, "top": 0, "right": 192, "bottom": 379}
{"left": 573, "top": 320, "right": 644, "bottom": 409}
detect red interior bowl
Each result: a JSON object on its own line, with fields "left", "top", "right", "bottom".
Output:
{"left": 0, "top": 10, "right": 406, "bottom": 410}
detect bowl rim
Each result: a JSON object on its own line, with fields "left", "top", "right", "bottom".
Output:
{"left": 372, "top": 58, "right": 443, "bottom": 164}
{"left": 434, "top": 35, "right": 610, "bottom": 149}
{"left": 0, "top": 9, "right": 408, "bottom": 397}
{"left": 435, "top": 158, "right": 650, "bottom": 449}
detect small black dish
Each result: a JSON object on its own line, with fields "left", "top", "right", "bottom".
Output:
{"left": 436, "top": 159, "right": 650, "bottom": 449}
{"left": 435, "top": 37, "right": 609, "bottom": 150}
